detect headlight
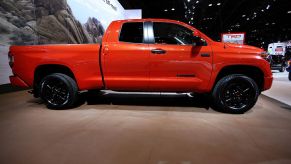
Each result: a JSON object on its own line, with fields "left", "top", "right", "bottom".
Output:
{"left": 8, "top": 52, "right": 14, "bottom": 68}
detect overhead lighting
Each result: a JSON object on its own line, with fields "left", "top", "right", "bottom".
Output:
{"left": 288, "top": 11, "right": 291, "bottom": 14}
{"left": 266, "top": 5, "right": 270, "bottom": 10}
{"left": 208, "top": 3, "right": 213, "bottom": 7}
{"left": 187, "top": 0, "right": 191, "bottom": 2}
{"left": 191, "top": 17, "right": 194, "bottom": 20}
{"left": 164, "top": 9, "right": 168, "bottom": 12}
{"left": 171, "top": 8, "right": 175, "bottom": 11}
{"left": 242, "top": 15, "right": 246, "bottom": 17}
{"left": 217, "top": 3, "right": 221, "bottom": 6}
{"left": 196, "top": 1, "right": 199, "bottom": 4}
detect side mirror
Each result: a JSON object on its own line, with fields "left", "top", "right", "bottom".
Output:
{"left": 192, "top": 31, "right": 206, "bottom": 46}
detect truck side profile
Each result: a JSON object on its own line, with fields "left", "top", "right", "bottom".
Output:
{"left": 8, "top": 19, "right": 273, "bottom": 114}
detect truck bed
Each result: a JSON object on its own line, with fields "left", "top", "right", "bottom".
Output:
{"left": 9, "top": 44, "right": 104, "bottom": 90}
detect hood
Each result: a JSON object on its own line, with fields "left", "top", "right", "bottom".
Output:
{"left": 224, "top": 42, "right": 264, "bottom": 52}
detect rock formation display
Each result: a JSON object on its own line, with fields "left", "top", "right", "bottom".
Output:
{"left": 0, "top": 0, "right": 37, "bottom": 45}
{"left": 0, "top": 0, "right": 105, "bottom": 45}
{"left": 84, "top": 17, "right": 105, "bottom": 43}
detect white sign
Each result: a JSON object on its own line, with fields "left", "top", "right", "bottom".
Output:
{"left": 222, "top": 33, "right": 245, "bottom": 45}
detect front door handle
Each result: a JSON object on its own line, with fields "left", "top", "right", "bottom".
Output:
{"left": 151, "top": 49, "right": 166, "bottom": 54}
{"left": 201, "top": 53, "right": 210, "bottom": 57}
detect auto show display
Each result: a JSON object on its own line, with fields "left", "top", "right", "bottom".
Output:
{"left": 8, "top": 19, "right": 272, "bottom": 114}
{"left": 267, "top": 42, "right": 289, "bottom": 72}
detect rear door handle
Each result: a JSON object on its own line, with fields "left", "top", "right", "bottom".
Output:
{"left": 151, "top": 49, "right": 166, "bottom": 54}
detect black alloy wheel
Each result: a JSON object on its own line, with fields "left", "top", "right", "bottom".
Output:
{"left": 212, "top": 74, "right": 259, "bottom": 114}
{"left": 40, "top": 73, "right": 78, "bottom": 109}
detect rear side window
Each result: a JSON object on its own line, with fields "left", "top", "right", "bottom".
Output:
{"left": 119, "top": 22, "right": 144, "bottom": 43}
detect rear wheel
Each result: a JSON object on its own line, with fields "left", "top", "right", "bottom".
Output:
{"left": 39, "top": 73, "right": 78, "bottom": 109}
{"left": 212, "top": 74, "right": 260, "bottom": 114}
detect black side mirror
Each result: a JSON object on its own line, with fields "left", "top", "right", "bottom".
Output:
{"left": 193, "top": 36, "right": 207, "bottom": 46}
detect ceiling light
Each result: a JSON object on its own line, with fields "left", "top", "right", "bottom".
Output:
{"left": 266, "top": 5, "right": 270, "bottom": 10}
{"left": 164, "top": 9, "right": 168, "bottom": 12}
{"left": 208, "top": 4, "right": 213, "bottom": 6}
{"left": 242, "top": 15, "right": 246, "bottom": 17}
{"left": 187, "top": 0, "right": 191, "bottom": 2}
{"left": 288, "top": 11, "right": 291, "bottom": 14}
{"left": 171, "top": 8, "right": 175, "bottom": 11}
{"left": 217, "top": 3, "right": 221, "bottom": 6}
{"left": 196, "top": 1, "right": 199, "bottom": 4}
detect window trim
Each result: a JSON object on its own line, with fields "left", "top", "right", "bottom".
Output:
{"left": 118, "top": 22, "right": 147, "bottom": 44}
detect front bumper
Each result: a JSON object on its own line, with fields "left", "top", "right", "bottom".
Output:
{"left": 9, "top": 75, "right": 29, "bottom": 88}
{"left": 263, "top": 76, "right": 273, "bottom": 91}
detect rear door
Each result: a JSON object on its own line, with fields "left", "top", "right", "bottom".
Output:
{"left": 148, "top": 22, "right": 213, "bottom": 92}
{"left": 103, "top": 22, "right": 150, "bottom": 91}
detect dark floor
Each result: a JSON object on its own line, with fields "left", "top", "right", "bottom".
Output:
{"left": 0, "top": 91, "right": 291, "bottom": 164}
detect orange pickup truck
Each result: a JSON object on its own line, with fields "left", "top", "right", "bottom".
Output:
{"left": 8, "top": 19, "right": 273, "bottom": 114}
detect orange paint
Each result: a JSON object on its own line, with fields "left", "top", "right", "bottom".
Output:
{"left": 9, "top": 19, "right": 273, "bottom": 92}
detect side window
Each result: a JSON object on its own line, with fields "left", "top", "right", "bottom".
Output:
{"left": 153, "top": 22, "right": 207, "bottom": 46}
{"left": 119, "top": 22, "right": 144, "bottom": 43}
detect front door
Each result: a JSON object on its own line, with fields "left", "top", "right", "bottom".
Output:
{"left": 148, "top": 22, "right": 213, "bottom": 92}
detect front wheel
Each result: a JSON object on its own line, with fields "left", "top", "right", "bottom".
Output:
{"left": 212, "top": 74, "right": 260, "bottom": 114}
{"left": 39, "top": 73, "right": 78, "bottom": 109}
{"left": 279, "top": 66, "right": 286, "bottom": 72}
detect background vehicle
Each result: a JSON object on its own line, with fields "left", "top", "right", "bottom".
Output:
{"left": 287, "top": 60, "right": 291, "bottom": 81}
{"left": 8, "top": 19, "right": 273, "bottom": 114}
{"left": 267, "top": 42, "right": 288, "bottom": 72}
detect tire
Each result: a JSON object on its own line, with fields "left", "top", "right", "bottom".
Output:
{"left": 289, "top": 72, "right": 291, "bottom": 81}
{"left": 212, "top": 74, "right": 260, "bottom": 114}
{"left": 39, "top": 73, "right": 78, "bottom": 109}
{"left": 279, "top": 66, "right": 286, "bottom": 72}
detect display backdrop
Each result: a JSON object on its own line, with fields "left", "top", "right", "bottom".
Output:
{"left": 0, "top": 0, "right": 141, "bottom": 84}
{"left": 221, "top": 33, "right": 246, "bottom": 45}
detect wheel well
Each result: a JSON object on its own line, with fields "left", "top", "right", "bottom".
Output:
{"left": 34, "top": 65, "right": 76, "bottom": 95}
{"left": 215, "top": 65, "right": 265, "bottom": 91}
